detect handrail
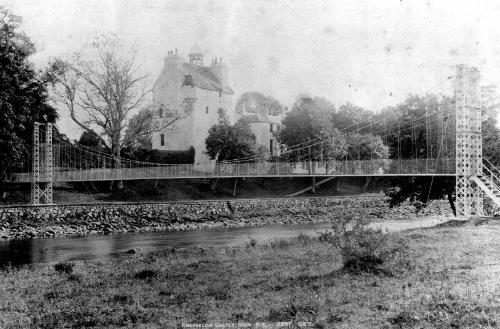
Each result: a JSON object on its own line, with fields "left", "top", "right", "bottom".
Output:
{"left": 482, "top": 158, "right": 500, "bottom": 189}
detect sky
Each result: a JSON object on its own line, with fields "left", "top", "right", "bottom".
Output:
{"left": 4, "top": 0, "right": 500, "bottom": 139}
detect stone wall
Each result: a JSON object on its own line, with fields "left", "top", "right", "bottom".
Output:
{"left": 0, "top": 196, "right": 452, "bottom": 239}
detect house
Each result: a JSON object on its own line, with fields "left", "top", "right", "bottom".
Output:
{"left": 151, "top": 45, "right": 234, "bottom": 169}
{"left": 240, "top": 111, "right": 283, "bottom": 158}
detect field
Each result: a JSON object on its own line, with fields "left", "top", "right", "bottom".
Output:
{"left": 0, "top": 218, "right": 499, "bottom": 328}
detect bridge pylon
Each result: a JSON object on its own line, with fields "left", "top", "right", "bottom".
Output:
{"left": 454, "top": 65, "right": 483, "bottom": 216}
{"left": 31, "top": 122, "right": 53, "bottom": 205}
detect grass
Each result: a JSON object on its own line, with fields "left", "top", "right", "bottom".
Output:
{"left": 0, "top": 219, "right": 499, "bottom": 328}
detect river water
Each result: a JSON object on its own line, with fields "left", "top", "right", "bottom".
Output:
{"left": 0, "top": 217, "right": 448, "bottom": 267}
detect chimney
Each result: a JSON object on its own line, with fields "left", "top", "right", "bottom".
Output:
{"left": 164, "top": 49, "right": 182, "bottom": 68}
{"left": 211, "top": 56, "right": 229, "bottom": 87}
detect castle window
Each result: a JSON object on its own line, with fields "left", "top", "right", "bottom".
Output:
{"left": 206, "top": 106, "right": 209, "bottom": 114}
{"left": 219, "top": 89, "right": 222, "bottom": 97}
{"left": 159, "top": 105, "right": 164, "bottom": 118}
{"left": 269, "top": 123, "right": 274, "bottom": 132}
{"left": 160, "top": 134, "right": 165, "bottom": 146}
{"left": 270, "top": 139, "right": 274, "bottom": 156}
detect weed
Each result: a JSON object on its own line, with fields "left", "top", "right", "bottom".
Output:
{"left": 320, "top": 216, "right": 411, "bottom": 275}
{"left": 134, "top": 269, "right": 159, "bottom": 280}
{"left": 44, "top": 291, "right": 58, "bottom": 300}
{"left": 54, "top": 262, "right": 74, "bottom": 274}
{"left": 296, "top": 232, "right": 312, "bottom": 244}
{"left": 247, "top": 237, "right": 257, "bottom": 247}
{"left": 205, "top": 280, "right": 231, "bottom": 300}
{"left": 113, "top": 294, "right": 133, "bottom": 304}
{"left": 67, "top": 274, "right": 81, "bottom": 282}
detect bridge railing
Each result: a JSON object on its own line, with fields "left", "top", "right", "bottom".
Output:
{"left": 8, "top": 157, "right": 456, "bottom": 182}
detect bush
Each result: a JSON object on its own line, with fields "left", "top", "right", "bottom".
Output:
{"left": 320, "top": 215, "right": 411, "bottom": 275}
{"left": 134, "top": 269, "right": 160, "bottom": 280}
{"left": 54, "top": 262, "right": 74, "bottom": 274}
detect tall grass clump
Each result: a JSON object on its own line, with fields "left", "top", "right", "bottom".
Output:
{"left": 319, "top": 215, "right": 412, "bottom": 275}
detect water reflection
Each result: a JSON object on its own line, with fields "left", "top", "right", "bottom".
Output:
{"left": 0, "top": 217, "right": 447, "bottom": 267}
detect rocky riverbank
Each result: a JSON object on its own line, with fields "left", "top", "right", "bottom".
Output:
{"left": 0, "top": 196, "right": 453, "bottom": 239}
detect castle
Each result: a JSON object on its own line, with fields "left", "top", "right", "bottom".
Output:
{"left": 152, "top": 45, "right": 281, "bottom": 168}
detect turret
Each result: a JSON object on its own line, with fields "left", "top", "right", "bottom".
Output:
{"left": 188, "top": 44, "right": 203, "bottom": 66}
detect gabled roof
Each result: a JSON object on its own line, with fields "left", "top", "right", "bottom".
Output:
{"left": 181, "top": 63, "right": 233, "bottom": 95}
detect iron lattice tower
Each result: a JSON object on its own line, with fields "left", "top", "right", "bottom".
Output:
{"left": 31, "top": 122, "right": 53, "bottom": 205}
{"left": 455, "top": 65, "right": 483, "bottom": 216}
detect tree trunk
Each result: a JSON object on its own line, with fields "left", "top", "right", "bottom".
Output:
{"left": 362, "top": 177, "right": 371, "bottom": 193}
{"left": 232, "top": 178, "right": 238, "bottom": 197}
{"left": 113, "top": 143, "right": 124, "bottom": 191}
{"left": 333, "top": 177, "right": 339, "bottom": 194}
{"left": 447, "top": 192, "right": 456, "bottom": 217}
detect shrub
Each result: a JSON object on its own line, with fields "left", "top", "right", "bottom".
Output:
{"left": 54, "top": 262, "right": 74, "bottom": 274}
{"left": 247, "top": 237, "right": 257, "bottom": 247}
{"left": 320, "top": 215, "right": 411, "bottom": 275}
{"left": 134, "top": 269, "right": 160, "bottom": 280}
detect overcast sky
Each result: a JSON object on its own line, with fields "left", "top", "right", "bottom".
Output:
{"left": 4, "top": 0, "right": 500, "bottom": 138}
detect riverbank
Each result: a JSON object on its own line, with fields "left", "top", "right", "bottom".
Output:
{"left": 0, "top": 196, "right": 453, "bottom": 239}
{"left": 0, "top": 218, "right": 498, "bottom": 328}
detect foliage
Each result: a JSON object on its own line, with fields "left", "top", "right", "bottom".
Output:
{"left": 279, "top": 95, "right": 343, "bottom": 161}
{"left": 333, "top": 102, "right": 373, "bottom": 130}
{"left": 205, "top": 112, "right": 256, "bottom": 162}
{"left": 235, "top": 91, "right": 284, "bottom": 116}
{"left": 346, "top": 133, "right": 389, "bottom": 160}
{"left": 385, "top": 92, "right": 500, "bottom": 212}
{"left": 320, "top": 215, "right": 411, "bottom": 275}
{"left": 54, "top": 262, "right": 74, "bottom": 274}
{"left": 78, "top": 131, "right": 103, "bottom": 150}
{"left": 120, "top": 146, "right": 195, "bottom": 164}
{"left": 374, "top": 94, "right": 455, "bottom": 160}
{"left": 0, "top": 8, "right": 57, "bottom": 188}
{"left": 123, "top": 108, "right": 154, "bottom": 150}
{"left": 481, "top": 85, "right": 500, "bottom": 166}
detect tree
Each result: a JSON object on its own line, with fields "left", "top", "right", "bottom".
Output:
{"left": 78, "top": 131, "right": 102, "bottom": 149}
{"left": 279, "top": 95, "right": 342, "bottom": 161}
{"left": 382, "top": 94, "right": 464, "bottom": 215}
{"left": 346, "top": 133, "right": 389, "bottom": 192}
{"left": 346, "top": 133, "right": 389, "bottom": 161}
{"left": 235, "top": 91, "right": 284, "bottom": 116}
{"left": 205, "top": 110, "right": 256, "bottom": 162}
{"left": 0, "top": 8, "right": 58, "bottom": 197}
{"left": 51, "top": 36, "right": 193, "bottom": 189}
{"left": 334, "top": 102, "right": 373, "bottom": 131}
{"left": 481, "top": 85, "right": 500, "bottom": 166}
{"left": 123, "top": 108, "right": 154, "bottom": 150}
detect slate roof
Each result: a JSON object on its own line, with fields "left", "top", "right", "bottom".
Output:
{"left": 181, "top": 63, "right": 233, "bottom": 95}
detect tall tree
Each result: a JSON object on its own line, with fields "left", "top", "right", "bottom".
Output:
{"left": 333, "top": 102, "right": 373, "bottom": 131}
{"left": 279, "top": 95, "right": 342, "bottom": 161}
{"left": 0, "top": 8, "right": 58, "bottom": 197}
{"left": 51, "top": 36, "right": 193, "bottom": 189}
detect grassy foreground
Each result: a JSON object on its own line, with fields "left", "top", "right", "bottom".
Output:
{"left": 0, "top": 219, "right": 499, "bottom": 328}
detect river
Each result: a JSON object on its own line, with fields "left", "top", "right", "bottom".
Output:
{"left": 0, "top": 216, "right": 449, "bottom": 267}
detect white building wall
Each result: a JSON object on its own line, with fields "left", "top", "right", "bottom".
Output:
{"left": 191, "top": 88, "right": 232, "bottom": 167}
{"left": 249, "top": 114, "right": 282, "bottom": 156}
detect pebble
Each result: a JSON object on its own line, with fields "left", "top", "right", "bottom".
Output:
{"left": 0, "top": 197, "right": 456, "bottom": 240}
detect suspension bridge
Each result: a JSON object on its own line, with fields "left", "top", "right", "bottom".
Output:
{"left": 6, "top": 65, "right": 500, "bottom": 216}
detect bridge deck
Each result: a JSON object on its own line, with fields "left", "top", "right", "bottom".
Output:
{"left": 9, "top": 158, "right": 456, "bottom": 182}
